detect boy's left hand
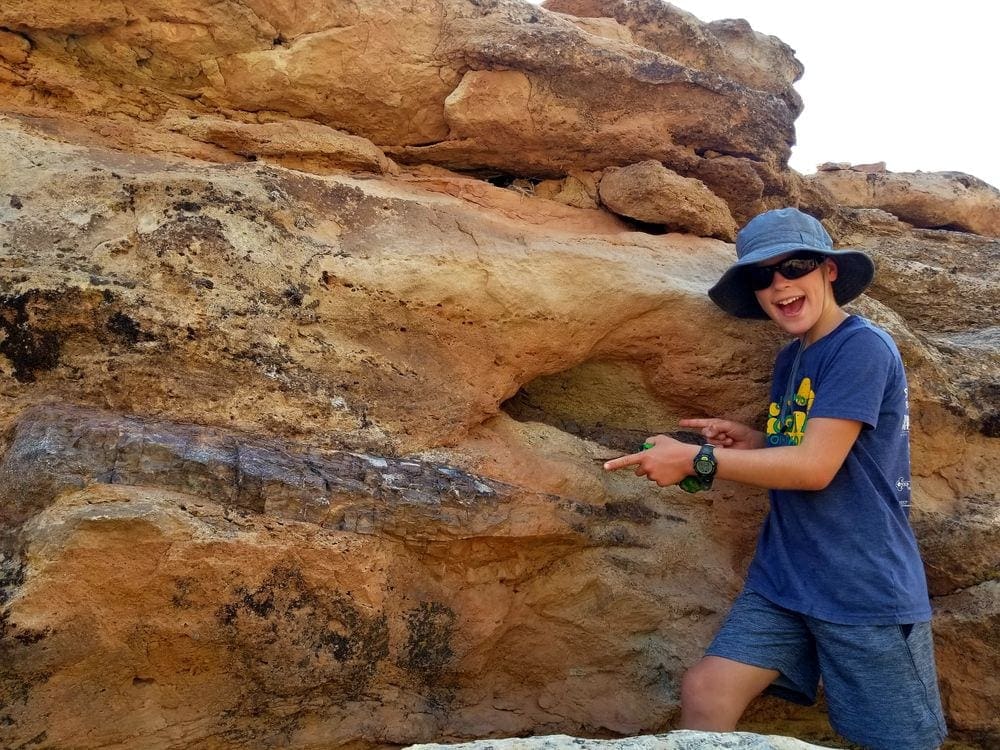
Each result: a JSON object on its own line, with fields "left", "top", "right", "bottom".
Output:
{"left": 603, "top": 435, "right": 697, "bottom": 487}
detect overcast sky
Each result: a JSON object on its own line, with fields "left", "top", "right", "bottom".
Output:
{"left": 531, "top": 1, "right": 1000, "bottom": 189}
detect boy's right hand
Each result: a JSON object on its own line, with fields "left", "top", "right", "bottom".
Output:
{"left": 678, "top": 418, "right": 764, "bottom": 450}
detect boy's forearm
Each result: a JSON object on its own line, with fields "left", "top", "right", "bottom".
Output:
{"left": 714, "top": 445, "right": 827, "bottom": 491}
{"left": 712, "top": 418, "right": 861, "bottom": 491}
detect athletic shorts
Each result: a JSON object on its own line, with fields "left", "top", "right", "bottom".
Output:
{"left": 706, "top": 588, "right": 948, "bottom": 750}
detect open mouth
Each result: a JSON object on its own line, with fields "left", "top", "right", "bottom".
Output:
{"left": 775, "top": 295, "right": 805, "bottom": 316}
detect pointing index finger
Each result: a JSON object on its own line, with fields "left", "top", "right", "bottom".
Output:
{"left": 603, "top": 451, "right": 644, "bottom": 472}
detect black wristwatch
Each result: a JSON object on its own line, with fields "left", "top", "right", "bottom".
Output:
{"left": 692, "top": 443, "right": 717, "bottom": 488}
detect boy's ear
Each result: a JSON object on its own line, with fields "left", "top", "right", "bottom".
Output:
{"left": 824, "top": 257, "right": 839, "bottom": 282}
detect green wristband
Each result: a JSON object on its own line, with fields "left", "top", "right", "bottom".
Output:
{"left": 678, "top": 476, "right": 705, "bottom": 493}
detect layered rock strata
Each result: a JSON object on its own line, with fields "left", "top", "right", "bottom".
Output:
{"left": 0, "top": 0, "right": 998, "bottom": 748}
{"left": 0, "top": 0, "right": 810, "bottom": 223}
{"left": 808, "top": 165, "right": 1000, "bottom": 237}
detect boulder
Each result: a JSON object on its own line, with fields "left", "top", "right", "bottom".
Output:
{"left": 806, "top": 166, "right": 1000, "bottom": 237}
{"left": 598, "top": 160, "right": 738, "bottom": 239}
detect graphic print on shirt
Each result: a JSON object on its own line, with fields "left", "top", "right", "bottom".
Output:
{"left": 766, "top": 376, "right": 814, "bottom": 446}
{"left": 897, "top": 386, "right": 911, "bottom": 506}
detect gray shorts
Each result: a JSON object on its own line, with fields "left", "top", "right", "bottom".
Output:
{"left": 706, "top": 588, "right": 947, "bottom": 750}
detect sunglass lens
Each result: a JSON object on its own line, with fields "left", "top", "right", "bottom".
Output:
{"left": 745, "top": 255, "right": 822, "bottom": 290}
{"left": 746, "top": 266, "right": 774, "bottom": 290}
{"left": 779, "top": 257, "right": 821, "bottom": 279}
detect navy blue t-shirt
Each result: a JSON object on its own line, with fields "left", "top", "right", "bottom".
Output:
{"left": 745, "top": 315, "right": 932, "bottom": 625}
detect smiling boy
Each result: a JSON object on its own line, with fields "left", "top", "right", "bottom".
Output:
{"left": 604, "top": 208, "right": 947, "bottom": 749}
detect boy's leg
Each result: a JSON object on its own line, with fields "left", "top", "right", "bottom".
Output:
{"left": 680, "top": 655, "right": 779, "bottom": 730}
{"left": 811, "top": 619, "right": 947, "bottom": 750}
{"left": 683, "top": 589, "right": 821, "bottom": 729}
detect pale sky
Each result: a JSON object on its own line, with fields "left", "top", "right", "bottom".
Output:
{"left": 531, "top": 1, "right": 1000, "bottom": 189}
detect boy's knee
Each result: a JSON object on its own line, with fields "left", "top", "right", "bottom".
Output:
{"left": 680, "top": 656, "right": 778, "bottom": 731}
{"left": 680, "top": 662, "right": 721, "bottom": 711}
{"left": 680, "top": 662, "right": 737, "bottom": 730}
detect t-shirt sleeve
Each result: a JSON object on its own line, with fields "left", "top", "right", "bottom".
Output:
{"left": 806, "top": 330, "right": 894, "bottom": 429}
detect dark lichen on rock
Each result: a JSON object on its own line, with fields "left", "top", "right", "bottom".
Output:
{"left": 0, "top": 293, "right": 61, "bottom": 383}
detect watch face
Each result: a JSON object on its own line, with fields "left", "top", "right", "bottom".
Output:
{"left": 695, "top": 457, "right": 713, "bottom": 475}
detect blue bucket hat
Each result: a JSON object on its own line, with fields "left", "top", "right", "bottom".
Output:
{"left": 708, "top": 207, "right": 875, "bottom": 319}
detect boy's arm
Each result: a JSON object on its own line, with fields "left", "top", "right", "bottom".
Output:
{"left": 604, "top": 417, "right": 862, "bottom": 491}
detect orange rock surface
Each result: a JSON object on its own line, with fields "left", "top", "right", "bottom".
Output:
{"left": 0, "top": 2, "right": 997, "bottom": 749}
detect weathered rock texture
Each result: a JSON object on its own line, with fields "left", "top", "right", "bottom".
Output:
{"left": 598, "top": 160, "right": 738, "bottom": 240}
{"left": 164, "top": 112, "right": 401, "bottom": 176}
{"left": 807, "top": 165, "right": 1000, "bottom": 237}
{"left": 0, "top": 1, "right": 998, "bottom": 749}
{"left": 0, "top": 0, "right": 813, "bottom": 223}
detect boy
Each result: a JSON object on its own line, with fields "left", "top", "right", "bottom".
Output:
{"left": 604, "top": 208, "right": 947, "bottom": 749}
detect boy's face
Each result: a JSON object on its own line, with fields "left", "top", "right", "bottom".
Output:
{"left": 752, "top": 254, "right": 839, "bottom": 339}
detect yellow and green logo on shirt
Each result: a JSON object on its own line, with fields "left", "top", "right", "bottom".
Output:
{"left": 767, "top": 377, "right": 815, "bottom": 446}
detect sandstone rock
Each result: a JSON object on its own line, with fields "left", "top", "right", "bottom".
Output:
{"left": 690, "top": 155, "right": 767, "bottom": 225}
{"left": 0, "top": 29, "right": 30, "bottom": 64}
{"left": 806, "top": 168, "right": 1000, "bottom": 237}
{"left": 0, "top": 115, "right": 754, "bottom": 453}
{"left": 1, "top": 1, "right": 999, "bottom": 745}
{"left": 551, "top": 12, "right": 636, "bottom": 44}
{"left": 915, "top": 496, "right": 1000, "bottom": 596}
{"left": 598, "top": 160, "right": 738, "bottom": 239}
{"left": 395, "top": 3, "right": 798, "bottom": 187}
{"left": 543, "top": 0, "right": 804, "bottom": 107}
{"left": 1, "top": 105, "right": 998, "bottom": 747}
{"left": 163, "top": 112, "right": 399, "bottom": 175}
{"left": 823, "top": 210, "right": 1000, "bottom": 444}
{"left": 817, "top": 161, "right": 886, "bottom": 174}
{"left": 408, "top": 730, "right": 831, "bottom": 750}
{"left": 0, "top": 117, "right": 790, "bottom": 746}
{"left": 933, "top": 582, "right": 1000, "bottom": 738}
{"left": 0, "top": 0, "right": 128, "bottom": 34}
{"left": 0, "top": 0, "right": 799, "bottom": 199}
{"left": 535, "top": 171, "right": 602, "bottom": 210}
{"left": 397, "top": 166, "right": 624, "bottom": 234}
{"left": 0, "top": 410, "right": 743, "bottom": 747}
{"left": 0, "top": 0, "right": 456, "bottom": 144}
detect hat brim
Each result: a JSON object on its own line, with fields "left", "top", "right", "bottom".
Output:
{"left": 709, "top": 247, "right": 875, "bottom": 319}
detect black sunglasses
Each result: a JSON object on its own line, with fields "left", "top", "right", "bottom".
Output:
{"left": 745, "top": 253, "right": 826, "bottom": 291}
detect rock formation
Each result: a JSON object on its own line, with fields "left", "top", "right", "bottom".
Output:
{"left": 808, "top": 164, "right": 1000, "bottom": 237}
{"left": 0, "top": 1, "right": 998, "bottom": 749}
{"left": 598, "top": 160, "right": 738, "bottom": 240}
